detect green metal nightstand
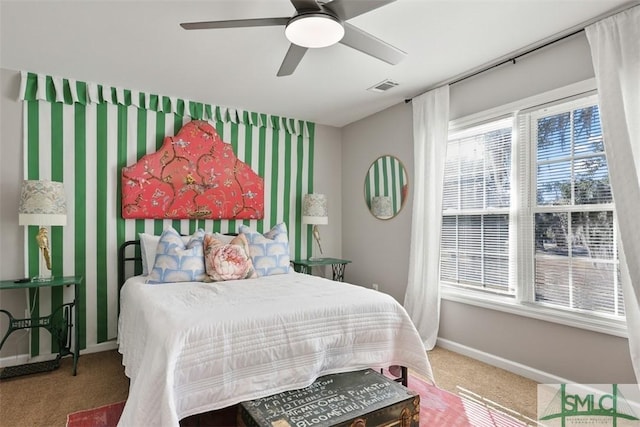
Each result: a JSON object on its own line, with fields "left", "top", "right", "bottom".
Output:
{"left": 291, "top": 258, "right": 352, "bottom": 282}
{"left": 0, "top": 275, "right": 82, "bottom": 379}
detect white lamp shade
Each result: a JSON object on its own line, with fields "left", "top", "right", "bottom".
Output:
{"left": 371, "top": 196, "right": 393, "bottom": 218}
{"left": 285, "top": 13, "right": 344, "bottom": 48}
{"left": 302, "top": 193, "right": 328, "bottom": 225}
{"left": 18, "top": 180, "right": 67, "bottom": 226}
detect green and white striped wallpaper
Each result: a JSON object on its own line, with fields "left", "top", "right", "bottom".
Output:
{"left": 19, "top": 71, "right": 315, "bottom": 356}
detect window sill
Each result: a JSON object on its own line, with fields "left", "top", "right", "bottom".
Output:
{"left": 440, "top": 284, "right": 628, "bottom": 338}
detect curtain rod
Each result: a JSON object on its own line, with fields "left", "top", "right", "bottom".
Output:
{"left": 404, "top": 1, "right": 639, "bottom": 104}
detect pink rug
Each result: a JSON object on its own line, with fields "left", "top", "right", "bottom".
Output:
{"left": 408, "top": 375, "right": 531, "bottom": 426}
{"left": 66, "top": 401, "right": 126, "bottom": 427}
{"left": 67, "top": 374, "right": 530, "bottom": 426}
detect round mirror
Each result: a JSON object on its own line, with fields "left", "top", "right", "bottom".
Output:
{"left": 364, "top": 155, "right": 408, "bottom": 220}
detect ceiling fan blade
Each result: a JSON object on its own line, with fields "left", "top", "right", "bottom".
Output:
{"left": 277, "top": 44, "right": 308, "bottom": 77}
{"left": 323, "top": 0, "right": 396, "bottom": 20}
{"left": 289, "top": 0, "right": 322, "bottom": 13}
{"left": 339, "top": 22, "right": 406, "bottom": 65}
{"left": 180, "top": 17, "right": 289, "bottom": 30}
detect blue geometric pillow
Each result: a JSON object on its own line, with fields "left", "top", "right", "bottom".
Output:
{"left": 147, "top": 228, "right": 207, "bottom": 284}
{"left": 239, "top": 223, "right": 291, "bottom": 277}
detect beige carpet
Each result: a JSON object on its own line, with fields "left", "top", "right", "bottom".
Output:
{"left": 0, "top": 349, "right": 129, "bottom": 427}
{"left": 428, "top": 347, "right": 539, "bottom": 422}
{"left": 0, "top": 346, "right": 538, "bottom": 426}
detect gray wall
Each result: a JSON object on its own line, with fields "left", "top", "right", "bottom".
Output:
{"left": 312, "top": 124, "right": 344, "bottom": 279}
{"left": 0, "top": 70, "right": 23, "bottom": 280}
{"left": 0, "top": 69, "right": 29, "bottom": 358}
{"left": 341, "top": 101, "right": 414, "bottom": 302}
{"left": 341, "top": 33, "right": 636, "bottom": 383}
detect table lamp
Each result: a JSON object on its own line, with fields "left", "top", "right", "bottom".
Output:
{"left": 302, "top": 194, "right": 328, "bottom": 260}
{"left": 371, "top": 196, "right": 393, "bottom": 219}
{"left": 18, "top": 180, "right": 67, "bottom": 281}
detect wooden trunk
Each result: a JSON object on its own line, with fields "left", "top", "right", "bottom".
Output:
{"left": 238, "top": 369, "right": 419, "bottom": 427}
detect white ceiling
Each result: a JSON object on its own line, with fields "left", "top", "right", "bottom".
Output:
{"left": 0, "top": 0, "right": 633, "bottom": 127}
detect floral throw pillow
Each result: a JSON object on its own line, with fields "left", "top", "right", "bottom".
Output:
{"left": 203, "top": 233, "right": 257, "bottom": 282}
{"left": 147, "top": 228, "right": 207, "bottom": 284}
{"left": 238, "top": 223, "right": 291, "bottom": 277}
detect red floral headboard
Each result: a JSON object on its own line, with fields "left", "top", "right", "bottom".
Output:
{"left": 121, "top": 120, "right": 264, "bottom": 220}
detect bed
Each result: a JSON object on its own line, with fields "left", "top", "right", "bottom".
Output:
{"left": 116, "top": 238, "right": 434, "bottom": 426}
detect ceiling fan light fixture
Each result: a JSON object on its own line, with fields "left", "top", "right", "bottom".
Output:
{"left": 285, "top": 13, "right": 344, "bottom": 48}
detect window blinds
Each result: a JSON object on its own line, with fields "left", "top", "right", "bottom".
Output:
{"left": 441, "top": 118, "right": 513, "bottom": 293}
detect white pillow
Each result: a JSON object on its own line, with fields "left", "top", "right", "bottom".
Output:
{"left": 139, "top": 233, "right": 158, "bottom": 276}
{"left": 139, "top": 232, "right": 237, "bottom": 275}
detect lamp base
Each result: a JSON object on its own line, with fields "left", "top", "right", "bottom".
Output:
{"left": 34, "top": 226, "right": 54, "bottom": 282}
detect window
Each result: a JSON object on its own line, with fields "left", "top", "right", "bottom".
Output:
{"left": 441, "top": 93, "right": 624, "bottom": 329}
{"left": 441, "top": 118, "right": 513, "bottom": 294}
{"left": 532, "top": 100, "right": 622, "bottom": 317}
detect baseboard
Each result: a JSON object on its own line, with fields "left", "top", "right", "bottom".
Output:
{"left": 0, "top": 353, "right": 30, "bottom": 368}
{"left": 81, "top": 340, "right": 119, "bottom": 355}
{"left": 435, "top": 337, "right": 571, "bottom": 385}
{"left": 0, "top": 340, "right": 118, "bottom": 368}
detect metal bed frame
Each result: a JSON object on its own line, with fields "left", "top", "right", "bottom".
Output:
{"left": 118, "top": 240, "right": 141, "bottom": 290}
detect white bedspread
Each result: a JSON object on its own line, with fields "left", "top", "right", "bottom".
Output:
{"left": 117, "top": 272, "right": 433, "bottom": 426}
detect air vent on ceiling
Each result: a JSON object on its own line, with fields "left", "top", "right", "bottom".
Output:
{"left": 367, "top": 79, "right": 399, "bottom": 93}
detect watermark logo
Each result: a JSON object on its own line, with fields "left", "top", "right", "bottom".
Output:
{"left": 538, "top": 384, "right": 640, "bottom": 426}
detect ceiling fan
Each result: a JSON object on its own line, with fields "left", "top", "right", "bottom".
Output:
{"left": 180, "top": 0, "right": 406, "bottom": 77}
